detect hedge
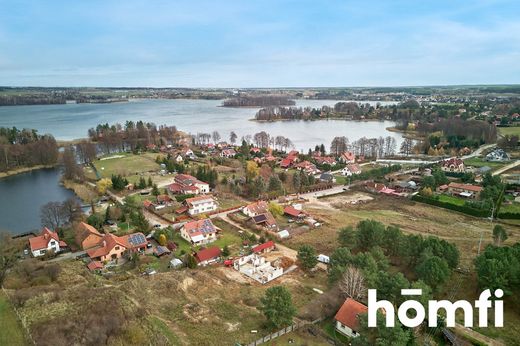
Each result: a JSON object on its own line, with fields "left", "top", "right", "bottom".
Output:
{"left": 174, "top": 194, "right": 196, "bottom": 202}
{"left": 412, "top": 195, "right": 490, "bottom": 217}
{"left": 498, "top": 212, "right": 520, "bottom": 219}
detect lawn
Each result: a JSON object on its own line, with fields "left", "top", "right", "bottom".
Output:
{"left": 463, "top": 157, "right": 505, "bottom": 169}
{"left": 499, "top": 202, "right": 520, "bottom": 214}
{"left": 437, "top": 194, "right": 466, "bottom": 206}
{"left": 499, "top": 126, "right": 520, "bottom": 137}
{"left": 0, "top": 292, "right": 27, "bottom": 346}
{"left": 93, "top": 152, "right": 160, "bottom": 179}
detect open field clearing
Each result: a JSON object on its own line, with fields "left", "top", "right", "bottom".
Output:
{"left": 92, "top": 152, "right": 160, "bottom": 180}
{"left": 0, "top": 291, "right": 27, "bottom": 346}
{"left": 286, "top": 191, "right": 520, "bottom": 268}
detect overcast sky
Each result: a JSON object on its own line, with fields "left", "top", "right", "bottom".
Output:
{"left": 0, "top": 0, "right": 519, "bottom": 87}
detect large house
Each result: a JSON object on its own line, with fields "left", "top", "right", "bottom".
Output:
{"left": 280, "top": 150, "right": 299, "bottom": 168}
{"left": 168, "top": 174, "right": 210, "bottom": 195}
{"left": 75, "top": 222, "right": 103, "bottom": 250}
{"left": 195, "top": 246, "right": 221, "bottom": 266}
{"left": 334, "top": 298, "right": 368, "bottom": 338}
{"left": 220, "top": 148, "right": 237, "bottom": 158}
{"left": 86, "top": 232, "right": 148, "bottom": 262}
{"left": 447, "top": 182, "right": 483, "bottom": 198}
{"left": 29, "top": 228, "right": 67, "bottom": 257}
{"left": 180, "top": 219, "right": 218, "bottom": 245}
{"left": 242, "top": 201, "right": 269, "bottom": 217}
{"left": 185, "top": 195, "right": 218, "bottom": 215}
{"left": 314, "top": 156, "right": 337, "bottom": 166}
{"left": 294, "top": 161, "right": 320, "bottom": 175}
{"left": 486, "top": 148, "right": 510, "bottom": 162}
{"left": 441, "top": 158, "right": 465, "bottom": 173}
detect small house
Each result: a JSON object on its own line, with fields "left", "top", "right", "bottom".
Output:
{"left": 334, "top": 298, "right": 368, "bottom": 338}
{"left": 195, "top": 246, "right": 221, "bottom": 266}
{"left": 29, "top": 228, "right": 67, "bottom": 257}
{"left": 180, "top": 219, "right": 218, "bottom": 245}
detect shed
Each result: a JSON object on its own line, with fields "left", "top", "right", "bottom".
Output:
{"left": 169, "top": 258, "right": 183, "bottom": 268}
{"left": 277, "top": 230, "right": 290, "bottom": 239}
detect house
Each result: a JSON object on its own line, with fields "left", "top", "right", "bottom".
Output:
{"left": 252, "top": 212, "right": 277, "bottom": 230}
{"left": 86, "top": 233, "right": 129, "bottom": 262}
{"left": 447, "top": 182, "right": 483, "bottom": 198}
{"left": 157, "top": 194, "right": 173, "bottom": 206}
{"left": 168, "top": 174, "right": 210, "bottom": 195}
{"left": 182, "top": 148, "right": 195, "bottom": 159}
{"left": 294, "top": 161, "right": 320, "bottom": 175}
{"left": 87, "top": 261, "right": 103, "bottom": 272}
{"left": 280, "top": 151, "right": 299, "bottom": 168}
{"left": 486, "top": 148, "right": 510, "bottom": 162}
{"left": 75, "top": 222, "right": 103, "bottom": 250}
{"left": 184, "top": 195, "right": 218, "bottom": 215}
{"left": 314, "top": 156, "right": 337, "bottom": 166}
{"left": 195, "top": 246, "right": 221, "bottom": 266}
{"left": 334, "top": 298, "right": 368, "bottom": 338}
{"left": 220, "top": 148, "right": 237, "bottom": 158}
{"left": 365, "top": 181, "right": 386, "bottom": 193}
{"left": 180, "top": 219, "right": 218, "bottom": 245}
{"left": 252, "top": 240, "right": 276, "bottom": 254}
{"left": 174, "top": 154, "right": 184, "bottom": 163}
{"left": 441, "top": 157, "right": 465, "bottom": 173}
{"left": 233, "top": 254, "right": 284, "bottom": 284}
{"left": 339, "top": 152, "right": 356, "bottom": 164}
{"left": 87, "top": 232, "right": 148, "bottom": 262}
{"left": 250, "top": 147, "right": 261, "bottom": 154}
{"left": 341, "top": 164, "right": 362, "bottom": 176}
{"left": 169, "top": 258, "right": 183, "bottom": 268}
{"left": 284, "top": 205, "right": 306, "bottom": 219}
{"left": 29, "top": 228, "right": 67, "bottom": 257}
{"left": 319, "top": 172, "right": 336, "bottom": 183}
{"left": 243, "top": 200, "right": 269, "bottom": 217}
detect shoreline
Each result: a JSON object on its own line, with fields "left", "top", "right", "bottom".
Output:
{"left": 249, "top": 117, "right": 388, "bottom": 123}
{"left": 386, "top": 126, "right": 425, "bottom": 140}
{"left": 0, "top": 164, "right": 57, "bottom": 179}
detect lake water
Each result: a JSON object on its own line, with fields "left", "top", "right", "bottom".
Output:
{"left": 0, "top": 98, "right": 402, "bottom": 234}
{"left": 0, "top": 168, "right": 79, "bottom": 234}
{"left": 0, "top": 99, "right": 402, "bottom": 152}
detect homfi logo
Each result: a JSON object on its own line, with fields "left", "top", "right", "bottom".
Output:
{"left": 368, "top": 288, "right": 504, "bottom": 328}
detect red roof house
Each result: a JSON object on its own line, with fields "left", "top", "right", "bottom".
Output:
{"left": 334, "top": 298, "right": 368, "bottom": 338}
{"left": 195, "top": 247, "right": 221, "bottom": 266}
{"left": 29, "top": 228, "right": 67, "bottom": 257}
{"left": 252, "top": 241, "right": 275, "bottom": 254}
{"left": 284, "top": 205, "right": 306, "bottom": 218}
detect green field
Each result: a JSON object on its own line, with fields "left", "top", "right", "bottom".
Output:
{"left": 499, "top": 126, "right": 520, "bottom": 136}
{"left": 463, "top": 157, "right": 505, "bottom": 169}
{"left": 437, "top": 194, "right": 466, "bottom": 206}
{"left": 0, "top": 292, "right": 27, "bottom": 346}
{"left": 93, "top": 153, "right": 160, "bottom": 180}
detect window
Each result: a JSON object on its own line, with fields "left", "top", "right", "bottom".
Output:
{"left": 115, "top": 246, "right": 120, "bottom": 250}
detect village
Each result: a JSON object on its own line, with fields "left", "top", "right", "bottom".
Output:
{"left": 7, "top": 125, "right": 519, "bottom": 346}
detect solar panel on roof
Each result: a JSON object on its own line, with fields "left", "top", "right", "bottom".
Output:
{"left": 129, "top": 233, "right": 146, "bottom": 246}
{"left": 253, "top": 214, "right": 267, "bottom": 223}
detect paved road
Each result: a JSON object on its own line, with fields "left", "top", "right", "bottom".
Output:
{"left": 48, "top": 250, "right": 87, "bottom": 262}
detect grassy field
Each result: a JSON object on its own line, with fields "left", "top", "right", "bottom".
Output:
{"left": 0, "top": 292, "right": 27, "bottom": 346}
{"left": 499, "top": 126, "right": 520, "bottom": 136}
{"left": 437, "top": 194, "right": 466, "bottom": 206}
{"left": 93, "top": 152, "right": 160, "bottom": 180}
{"left": 463, "top": 157, "right": 505, "bottom": 169}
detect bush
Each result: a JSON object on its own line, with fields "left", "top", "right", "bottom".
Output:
{"left": 412, "top": 194, "right": 490, "bottom": 217}
{"left": 175, "top": 194, "right": 195, "bottom": 202}
{"left": 498, "top": 212, "right": 520, "bottom": 219}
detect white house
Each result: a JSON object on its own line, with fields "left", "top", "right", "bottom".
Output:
{"left": 334, "top": 298, "right": 368, "bottom": 338}
{"left": 29, "top": 228, "right": 67, "bottom": 257}
{"left": 341, "top": 164, "right": 362, "bottom": 176}
{"left": 184, "top": 195, "right": 218, "bottom": 215}
{"left": 180, "top": 219, "right": 218, "bottom": 245}
{"left": 242, "top": 201, "right": 268, "bottom": 217}
{"left": 220, "top": 148, "right": 237, "bottom": 158}
{"left": 175, "top": 154, "right": 184, "bottom": 163}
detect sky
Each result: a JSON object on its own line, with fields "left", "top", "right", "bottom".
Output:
{"left": 0, "top": 0, "right": 519, "bottom": 87}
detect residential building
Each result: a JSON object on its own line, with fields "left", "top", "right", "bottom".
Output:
{"left": 252, "top": 241, "right": 276, "bottom": 254}
{"left": 75, "top": 222, "right": 103, "bottom": 250}
{"left": 339, "top": 152, "right": 356, "bottom": 164}
{"left": 168, "top": 174, "right": 210, "bottom": 195}
{"left": 280, "top": 150, "right": 299, "bottom": 168}
{"left": 341, "top": 164, "right": 362, "bottom": 176}
{"left": 441, "top": 158, "right": 465, "bottom": 173}
{"left": 86, "top": 232, "right": 147, "bottom": 262}
{"left": 252, "top": 212, "right": 277, "bottom": 230}
{"left": 447, "top": 182, "right": 483, "bottom": 198}
{"left": 243, "top": 200, "right": 269, "bottom": 217}
{"left": 195, "top": 246, "right": 221, "bottom": 266}
{"left": 486, "top": 148, "right": 510, "bottom": 162}
{"left": 284, "top": 205, "right": 306, "bottom": 219}
{"left": 180, "top": 219, "right": 218, "bottom": 245}
{"left": 29, "top": 228, "right": 67, "bottom": 257}
{"left": 314, "top": 156, "right": 336, "bottom": 166}
{"left": 220, "top": 148, "right": 237, "bottom": 158}
{"left": 319, "top": 172, "right": 336, "bottom": 183}
{"left": 294, "top": 161, "right": 320, "bottom": 175}
{"left": 334, "top": 298, "right": 368, "bottom": 338}
{"left": 185, "top": 195, "right": 218, "bottom": 215}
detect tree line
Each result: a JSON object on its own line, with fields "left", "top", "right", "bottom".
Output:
{"left": 222, "top": 95, "right": 295, "bottom": 107}
{"left": 0, "top": 127, "right": 59, "bottom": 172}
{"left": 330, "top": 135, "right": 397, "bottom": 157}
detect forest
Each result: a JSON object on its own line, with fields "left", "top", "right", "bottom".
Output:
{"left": 222, "top": 95, "right": 295, "bottom": 107}
{"left": 0, "top": 127, "right": 59, "bottom": 172}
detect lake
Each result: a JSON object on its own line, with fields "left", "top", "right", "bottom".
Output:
{"left": 0, "top": 168, "right": 78, "bottom": 235}
{"left": 0, "top": 99, "right": 402, "bottom": 152}
{"left": 0, "top": 98, "right": 402, "bottom": 234}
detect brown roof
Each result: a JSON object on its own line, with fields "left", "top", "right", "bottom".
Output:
{"left": 284, "top": 205, "right": 304, "bottom": 218}
{"left": 87, "top": 233, "right": 129, "bottom": 259}
{"left": 87, "top": 261, "right": 103, "bottom": 271}
{"left": 195, "top": 247, "right": 221, "bottom": 263}
{"left": 252, "top": 241, "right": 275, "bottom": 253}
{"left": 334, "top": 298, "right": 368, "bottom": 332}
{"left": 448, "top": 182, "right": 483, "bottom": 192}
{"left": 245, "top": 201, "right": 269, "bottom": 215}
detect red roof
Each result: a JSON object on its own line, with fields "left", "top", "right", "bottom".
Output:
{"left": 87, "top": 261, "right": 103, "bottom": 271}
{"left": 29, "top": 228, "right": 62, "bottom": 252}
{"left": 334, "top": 298, "right": 368, "bottom": 332}
{"left": 448, "top": 182, "right": 483, "bottom": 193}
{"left": 86, "top": 233, "right": 129, "bottom": 259}
{"left": 252, "top": 241, "right": 275, "bottom": 253}
{"left": 284, "top": 205, "right": 304, "bottom": 218}
{"left": 195, "top": 247, "right": 221, "bottom": 263}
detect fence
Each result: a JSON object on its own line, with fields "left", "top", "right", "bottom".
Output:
{"left": 245, "top": 318, "right": 323, "bottom": 346}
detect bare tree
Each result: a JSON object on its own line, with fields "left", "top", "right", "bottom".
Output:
{"left": 339, "top": 266, "right": 366, "bottom": 301}
{"left": 400, "top": 138, "right": 414, "bottom": 156}
{"left": 330, "top": 136, "right": 348, "bottom": 156}
{"left": 212, "top": 131, "right": 221, "bottom": 144}
{"left": 40, "top": 201, "right": 67, "bottom": 230}
{"left": 229, "top": 131, "right": 237, "bottom": 145}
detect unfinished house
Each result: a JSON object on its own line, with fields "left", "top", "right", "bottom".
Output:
{"left": 233, "top": 254, "right": 283, "bottom": 284}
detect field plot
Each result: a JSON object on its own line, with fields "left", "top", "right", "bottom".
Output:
{"left": 93, "top": 153, "right": 160, "bottom": 180}
{"left": 0, "top": 292, "right": 27, "bottom": 346}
